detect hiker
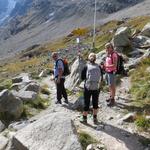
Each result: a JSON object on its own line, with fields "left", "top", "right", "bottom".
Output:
{"left": 52, "top": 52, "right": 68, "bottom": 104}
{"left": 104, "top": 43, "right": 118, "bottom": 106}
{"left": 81, "top": 53, "right": 102, "bottom": 124}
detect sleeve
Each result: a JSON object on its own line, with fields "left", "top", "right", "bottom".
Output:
{"left": 81, "top": 66, "right": 87, "bottom": 81}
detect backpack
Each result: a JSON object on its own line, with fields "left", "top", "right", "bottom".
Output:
{"left": 111, "top": 52, "right": 125, "bottom": 75}
{"left": 56, "top": 59, "right": 70, "bottom": 76}
{"left": 85, "top": 63, "right": 101, "bottom": 90}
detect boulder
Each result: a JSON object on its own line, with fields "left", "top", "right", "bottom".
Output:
{"left": 11, "top": 82, "right": 27, "bottom": 91}
{"left": 0, "top": 90, "right": 23, "bottom": 119}
{"left": 0, "top": 120, "right": 5, "bottom": 132}
{"left": 86, "top": 144, "right": 106, "bottom": 150}
{"left": 72, "top": 96, "right": 84, "bottom": 111}
{"left": 12, "top": 112, "right": 82, "bottom": 150}
{"left": 23, "top": 82, "right": 40, "bottom": 93}
{"left": 141, "top": 22, "right": 150, "bottom": 37}
{"left": 132, "top": 35, "right": 150, "bottom": 47}
{"left": 112, "top": 27, "right": 131, "bottom": 47}
{"left": 12, "top": 90, "right": 38, "bottom": 102}
{"left": 8, "top": 120, "right": 30, "bottom": 131}
{"left": 120, "top": 112, "right": 136, "bottom": 122}
{"left": 12, "top": 73, "right": 31, "bottom": 84}
{"left": 66, "top": 58, "right": 86, "bottom": 90}
{"left": 0, "top": 135, "right": 8, "bottom": 150}
{"left": 96, "top": 50, "right": 106, "bottom": 64}
{"left": 12, "top": 77, "right": 23, "bottom": 83}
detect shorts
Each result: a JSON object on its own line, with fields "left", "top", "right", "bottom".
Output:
{"left": 84, "top": 88, "right": 99, "bottom": 111}
{"left": 105, "top": 72, "right": 116, "bottom": 86}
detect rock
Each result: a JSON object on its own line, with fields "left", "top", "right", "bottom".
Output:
{"left": 23, "top": 82, "right": 40, "bottom": 93}
{"left": 12, "top": 112, "right": 82, "bottom": 150}
{"left": 0, "top": 90, "right": 23, "bottom": 119}
{"left": 86, "top": 144, "right": 106, "bottom": 150}
{"left": 120, "top": 112, "right": 136, "bottom": 122}
{"left": 107, "top": 116, "right": 114, "bottom": 120}
{"left": 112, "top": 27, "right": 131, "bottom": 47}
{"left": 10, "top": 82, "right": 27, "bottom": 91}
{"left": 72, "top": 96, "right": 84, "bottom": 111}
{"left": 0, "top": 135, "right": 8, "bottom": 150}
{"left": 145, "top": 116, "right": 150, "bottom": 120}
{"left": 12, "top": 73, "right": 31, "bottom": 84}
{"left": 132, "top": 35, "right": 150, "bottom": 47}
{"left": 0, "top": 120, "right": 5, "bottom": 132}
{"left": 39, "top": 70, "right": 47, "bottom": 78}
{"left": 12, "top": 77, "right": 23, "bottom": 83}
{"left": 141, "top": 22, "right": 150, "bottom": 37}
{"left": 12, "top": 90, "right": 38, "bottom": 102}
{"left": 8, "top": 120, "right": 30, "bottom": 131}
{"left": 66, "top": 58, "right": 86, "bottom": 90}
{"left": 79, "top": 81, "right": 84, "bottom": 89}
{"left": 96, "top": 50, "right": 106, "bottom": 64}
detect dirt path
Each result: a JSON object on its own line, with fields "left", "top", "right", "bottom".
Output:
{"left": 39, "top": 76, "right": 147, "bottom": 150}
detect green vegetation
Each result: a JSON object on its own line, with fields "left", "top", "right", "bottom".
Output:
{"left": 127, "top": 16, "right": 150, "bottom": 30}
{"left": 135, "top": 116, "right": 150, "bottom": 131}
{"left": 130, "top": 58, "right": 150, "bottom": 111}
{"left": 22, "top": 96, "right": 50, "bottom": 118}
{"left": 78, "top": 131, "right": 97, "bottom": 150}
{"left": 0, "top": 79, "right": 12, "bottom": 91}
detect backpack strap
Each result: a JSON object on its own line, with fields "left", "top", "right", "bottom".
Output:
{"left": 56, "top": 59, "right": 64, "bottom": 68}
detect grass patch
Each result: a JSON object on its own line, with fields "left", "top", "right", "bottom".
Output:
{"left": 135, "top": 115, "right": 150, "bottom": 131}
{"left": 130, "top": 58, "right": 150, "bottom": 108}
{"left": 0, "top": 79, "right": 12, "bottom": 91}
{"left": 78, "top": 131, "right": 97, "bottom": 150}
{"left": 127, "top": 16, "right": 150, "bottom": 30}
{"left": 41, "top": 86, "right": 50, "bottom": 95}
{"left": 139, "top": 138, "right": 150, "bottom": 147}
{"left": 22, "top": 96, "right": 50, "bottom": 118}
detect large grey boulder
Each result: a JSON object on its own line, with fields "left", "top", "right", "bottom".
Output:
{"left": 66, "top": 58, "right": 86, "bottom": 90}
{"left": 23, "top": 82, "right": 40, "bottom": 93}
{"left": 0, "top": 90, "right": 23, "bottom": 119}
{"left": 12, "top": 112, "right": 82, "bottom": 150}
{"left": 125, "top": 49, "right": 150, "bottom": 70}
{"left": 12, "top": 73, "right": 31, "bottom": 84}
{"left": 132, "top": 35, "right": 150, "bottom": 47}
{"left": 72, "top": 96, "right": 84, "bottom": 111}
{"left": 112, "top": 27, "right": 131, "bottom": 47}
{"left": 0, "top": 135, "right": 8, "bottom": 150}
{"left": 12, "top": 90, "right": 38, "bottom": 102}
{"left": 96, "top": 50, "right": 106, "bottom": 64}
{"left": 0, "top": 120, "right": 5, "bottom": 132}
{"left": 141, "top": 22, "right": 150, "bottom": 37}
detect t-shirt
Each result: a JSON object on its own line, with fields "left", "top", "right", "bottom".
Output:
{"left": 105, "top": 52, "right": 118, "bottom": 73}
{"left": 54, "top": 59, "right": 64, "bottom": 78}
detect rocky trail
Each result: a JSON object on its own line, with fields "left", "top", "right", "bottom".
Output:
{"left": 38, "top": 75, "right": 149, "bottom": 150}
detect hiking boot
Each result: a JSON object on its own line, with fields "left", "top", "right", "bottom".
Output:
{"left": 80, "top": 116, "right": 87, "bottom": 124}
{"left": 93, "top": 117, "right": 98, "bottom": 125}
{"left": 93, "top": 115, "right": 98, "bottom": 124}
{"left": 55, "top": 100, "right": 62, "bottom": 104}
{"left": 107, "top": 98, "right": 115, "bottom": 107}
{"left": 64, "top": 99, "right": 68, "bottom": 104}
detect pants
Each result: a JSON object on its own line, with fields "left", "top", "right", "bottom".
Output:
{"left": 56, "top": 78, "right": 68, "bottom": 101}
{"left": 84, "top": 87, "right": 99, "bottom": 111}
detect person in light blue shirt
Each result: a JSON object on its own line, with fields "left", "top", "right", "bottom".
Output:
{"left": 52, "top": 52, "right": 68, "bottom": 104}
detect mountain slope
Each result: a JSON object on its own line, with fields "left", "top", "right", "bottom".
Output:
{"left": 0, "top": 0, "right": 150, "bottom": 59}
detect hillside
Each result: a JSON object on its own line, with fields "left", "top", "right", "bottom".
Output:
{"left": 0, "top": 15, "right": 150, "bottom": 150}
{"left": 1, "top": 0, "right": 150, "bottom": 59}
